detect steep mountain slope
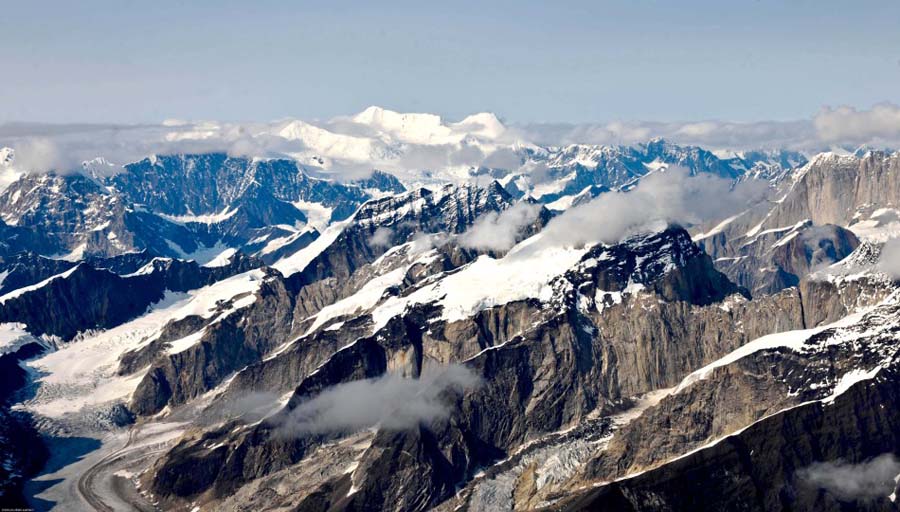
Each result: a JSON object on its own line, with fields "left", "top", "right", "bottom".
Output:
{"left": 0, "top": 153, "right": 402, "bottom": 260}
{"left": 0, "top": 252, "right": 261, "bottom": 339}
{"left": 137, "top": 226, "right": 833, "bottom": 511}
{"left": 501, "top": 139, "right": 805, "bottom": 206}
{"left": 696, "top": 150, "right": 900, "bottom": 296}
{"left": 557, "top": 287, "right": 900, "bottom": 511}
{"left": 3, "top": 135, "right": 899, "bottom": 512}
{"left": 124, "top": 182, "right": 535, "bottom": 418}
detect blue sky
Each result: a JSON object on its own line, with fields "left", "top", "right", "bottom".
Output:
{"left": 2, "top": 0, "right": 899, "bottom": 123}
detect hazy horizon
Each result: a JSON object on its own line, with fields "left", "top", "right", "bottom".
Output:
{"left": 3, "top": 0, "right": 899, "bottom": 124}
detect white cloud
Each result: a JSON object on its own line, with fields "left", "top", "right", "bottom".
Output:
{"left": 877, "top": 238, "right": 900, "bottom": 279}
{"left": 538, "top": 167, "right": 768, "bottom": 247}
{"left": 0, "top": 121, "right": 307, "bottom": 174}
{"left": 814, "top": 103, "right": 900, "bottom": 145}
{"left": 409, "top": 231, "right": 448, "bottom": 254}
{"left": 459, "top": 202, "right": 542, "bottom": 252}
{"left": 3, "top": 102, "right": 900, "bottom": 177}
{"left": 512, "top": 103, "right": 900, "bottom": 151}
{"left": 367, "top": 226, "right": 394, "bottom": 248}
{"left": 8, "top": 137, "right": 72, "bottom": 174}
{"left": 479, "top": 147, "right": 524, "bottom": 170}
{"left": 798, "top": 453, "right": 900, "bottom": 500}
{"left": 275, "top": 364, "right": 479, "bottom": 436}
{"left": 510, "top": 119, "right": 816, "bottom": 151}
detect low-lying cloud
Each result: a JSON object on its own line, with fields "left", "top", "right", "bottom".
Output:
{"left": 0, "top": 121, "right": 294, "bottom": 176}
{"left": 409, "top": 231, "right": 449, "bottom": 254}
{"left": 800, "top": 225, "right": 849, "bottom": 272}
{"left": 459, "top": 202, "right": 542, "bottom": 251}
{"left": 538, "top": 167, "right": 768, "bottom": 247}
{"left": 274, "top": 364, "right": 479, "bottom": 436}
{"left": 797, "top": 453, "right": 900, "bottom": 500}
{"left": 199, "top": 391, "right": 283, "bottom": 426}
{"left": 878, "top": 238, "right": 900, "bottom": 279}
{"left": 367, "top": 226, "right": 395, "bottom": 248}
{"left": 10, "top": 138, "right": 69, "bottom": 174}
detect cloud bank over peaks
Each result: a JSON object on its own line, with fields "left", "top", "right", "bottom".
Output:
{"left": 2, "top": 103, "right": 900, "bottom": 178}
{"left": 512, "top": 103, "right": 900, "bottom": 152}
{"left": 537, "top": 167, "right": 769, "bottom": 247}
{"left": 814, "top": 103, "right": 900, "bottom": 146}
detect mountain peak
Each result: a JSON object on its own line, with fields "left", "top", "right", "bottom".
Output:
{"left": 454, "top": 112, "right": 506, "bottom": 139}
{"left": 349, "top": 107, "right": 506, "bottom": 145}
{"left": 277, "top": 119, "right": 385, "bottom": 162}
{"left": 352, "top": 105, "right": 443, "bottom": 128}
{"left": 0, "top": 147, "right": 13, "bottom": 166}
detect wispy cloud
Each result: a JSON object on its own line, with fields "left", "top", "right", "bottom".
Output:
{"left": 509, "top": 119, "right": 816, "bottom": 152}
{"left": 878, "top": 238, "right": 900, "bottom": 279}
{"left": 0, "top": 121, "right": 280, "bottom": 175}
{"left": 367, "top": 226, "right": 395, "bottom": 248}
{"left": 797, "top": 453, "right": 900, "bottom": 500}
{"left": 10, "top": 138, "right": 69, "bottom": 175}
{"left": 537, "top": 166, "right": 768, "bottom": 246}
{"left": 458, "top": 202, "right": 542, "bottom": 251}
{"left": 274, "top": 364, "right": 479, "bottom": 436}
{"left": 513, "top": 103, "right": 900, "bottom": 152}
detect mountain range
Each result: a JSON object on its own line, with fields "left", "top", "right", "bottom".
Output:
{"left": 0, "top": 108, "right": 899, "bottom": 512}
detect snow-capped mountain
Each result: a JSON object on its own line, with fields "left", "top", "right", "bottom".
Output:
{"left": 0, "top": 147, "right": 22, "bottom": 193}
{"left": 499, "top": 139, "right": 806, "bottom": 208}
{"left": 349, "top": 106, "right": 507, "bottom": 145}
{"left": 0, "top": 153, "right": 402, "bottom": 261}
{"left": 1, "top": 116, "right": 899, "bottom": 512}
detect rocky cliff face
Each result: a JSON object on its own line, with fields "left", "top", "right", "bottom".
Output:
{"left": 696, "top": 151, "right": 900, "bottom": 297}
{"left": 0, "top": 251, "right": 261, "bottom": 339}
{"left": 559, "top": 370, "right": 900, "bottom": 512}
{"left": 0, "top": 407, "right": 47, "bottom": 508}
{"left": 0, "top": 153, "right": 403, "bottom": 259}
{"left": 555, "top": 290, "right": 900, "bottom": 512}
{"left": 772, "top": 151, "right": 900, "bottom": 228}
{"left": 507, "top": 139, "right": 803, "bottom": 204}
{"left": 129, "top": 268, "right": 296, "bottom": 416}
{"left": 142, "top": 227, "right": 855, "bottom": 511}
{"left": 0, "top": 252, "right": 78, "bottom": 295}
{"left": 108, "top": 154, "right": 377, "bottom": 220}
{"left": 124, "top": 182, "right": 528, "bottom": 417}
{"left": 5, "top": 145, "right": 899, "bottom": 512}
{"left": 0, "top": 340, "right": 48, "bottom": 507}
{"left": 702, "top": 220, "right": 860, "bottom": 296}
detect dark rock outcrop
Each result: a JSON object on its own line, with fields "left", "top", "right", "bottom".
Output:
{"left": 0, "top": 252, "right": 261, "bottom": 339}
{"left": 0, "top": 252, "right": 78, "bottom": 295}
{"left": 561, "top": 367, "right": 900, "bottom": 512}
{"left": 143, "top": 227, "right": 787, "bottom": 510}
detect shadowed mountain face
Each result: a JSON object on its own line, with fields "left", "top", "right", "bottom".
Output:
{"left": 0, "top": 144, "right": 897, "bottom": 511}
{"left": 0, "top": 153, "right": 403, "bottom": 260}
{"left": 0, "top": 253, "right": 262, "bottom": 339}
{"left": 558, "top": 296, "right": 900, "bottom": 512}
{"left": 697, "top": 151, "right": 900, "bottom": 296}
